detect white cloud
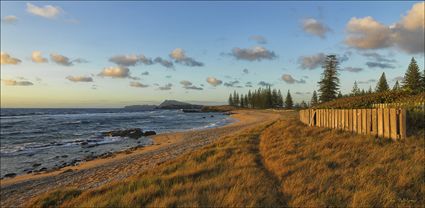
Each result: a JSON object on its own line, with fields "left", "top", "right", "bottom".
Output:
{"left": 281, "top": 74, "right": 306, "bottom": 84}
{"left": 231, "top": 46, "right": 277, "bottom": 61}
{"left": 345, "top": 16, "right": 392, "bottom": 49}
{"left": 2, "top": 15, "right": 18, "bottom": 24}
{"left": 158, "top": 83, "right": 172, "bottom": 90}
{"left": 32, "top": 51, "right": 48, "bottom": 63}
{"left": 130, "top": 81, "right": 149, "bottom": 88}
{"left": 206, "top": 77, "right": 223, "bottom": 87}
{"left": 2, "top": 79, "right": 33, "bottom": 86}
{"left": 50, "top": 53, "right": 72, "bottom": 66}
{"left": 66, "top": 75, "right": 93, "bottom": 82}
{"left": 342, "top": 67, "right": 363, "bottom": 73}
{"left": 26, "top": 3, "right": 62, "bottom": 19}
{"left": 302, "top": 18, "right": 330, "bottom": 38}
{"left": 98, "top": 66, "right": 130, "bottom": 78}
{"left": 345, "top": 2, "right": 424, "bottom": 54}
{"left": 180, "top": 80, "right": 203, "bottom": 90}
{"left": 298, "top": 53, "right": 326, "bottom": 70}
{"left": 170, "top": 48, "right": 204, "bottom": 67}
{"left": 109, "top": 54, "right": 154, "bottom": 67}
{"left": 1, "top": 52, "right": 21, "bottom": 65}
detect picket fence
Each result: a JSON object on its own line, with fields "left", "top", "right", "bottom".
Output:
{"left": 299, "top": 108, "right": 406, "bottom": 140}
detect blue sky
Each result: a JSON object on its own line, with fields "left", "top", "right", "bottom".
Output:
{"left": 1, "top": 1, "right": 424, "bottom": 107}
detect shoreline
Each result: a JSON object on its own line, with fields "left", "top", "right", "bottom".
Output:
{"left": 0, "top": 111, "right": 235, "bottom": 180}
{"left": 0, "top": 112, "right": 238, "bottom": 186}
{"left": 0, "top": 110, "right": 282, "bottom": 207}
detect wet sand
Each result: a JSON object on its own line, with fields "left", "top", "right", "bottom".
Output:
{"left": 0, "top": 110, "right": 283, "bottom": 207}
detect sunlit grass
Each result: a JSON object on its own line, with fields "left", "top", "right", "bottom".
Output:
{"left": 260, "top": 114, "right": 424, "bottom": 207}
{"left": 28, "top": 111, "right": 424, "bottom": 207}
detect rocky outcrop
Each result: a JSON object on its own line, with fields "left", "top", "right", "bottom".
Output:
{"left": 101, "top": 128, "right": 156, "bottom": 139}
{"left": 102, "top": 128, "right": 143, "bottom": 139}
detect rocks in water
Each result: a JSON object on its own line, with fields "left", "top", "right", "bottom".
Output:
{"left": 4, "top": 173, "right": 17, "bottom": 178}
{"left": 32, "top": 163, "right": 41, "bottom": 168}
{"left": 210, "top": 115, "right": 214, "bottom": 117}
{"left": 143, "top": 131, "right": 156, "bottom": 136}
{"left": 61, "top": 155, "right": 68, "bottom": 158}
{"left": 80, "top": 141, "right": 88, "bottom": 146}
{"left": 102, "top": 128, "right": 143, "bottom": 139}
{"left": 101, "top": 128, "right": 156, "bottom": 138}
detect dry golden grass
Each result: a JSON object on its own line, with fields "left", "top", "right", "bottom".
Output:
{"left": 28, "top": 120, "right": 285, "bottom": 208}
{"left": 260, "top": 113, "right": 424, "bottom": 207}
{"left": 28, "top": 111, "right": 424, "bottom": 207}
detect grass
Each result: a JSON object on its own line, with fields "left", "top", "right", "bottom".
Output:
{"left": 260, "top": 113, "right": 424, "bottom": 207}
{"left": 28, "top": 111, "right": 424, "bottom": 207}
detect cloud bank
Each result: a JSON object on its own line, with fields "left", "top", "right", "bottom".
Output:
{"left": 345, "top": 2, "right": 424, "bottom": 54}
{"left": 1, "top": 52, "right": 21, "bottom": 65}
{"left": 231, "top": 46, "right": 277, "bottom": 61}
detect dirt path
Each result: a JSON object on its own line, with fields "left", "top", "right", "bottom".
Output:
{"left": 0, "top": 110, "right": 282, "bottom": 207}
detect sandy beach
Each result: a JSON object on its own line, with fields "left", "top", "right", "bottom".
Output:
{"left": 0, "top": 110, "right": 282, "bottom": 207}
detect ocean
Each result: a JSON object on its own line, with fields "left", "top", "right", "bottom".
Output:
{"left": 0, "top": 108, "right": 234, "bottom": 178}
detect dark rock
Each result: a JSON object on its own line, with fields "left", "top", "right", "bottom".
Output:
{"left": 26, "top": 170, "right": 33, "bottom": 174}
{"left": 143, "top": 130, "right": 157, "bottom": 136}
{"left": 39, "top": 167, "right": 47, "bottom": 172}
{"left": 62, "top": 169, "right": 73, "bottom": 174}
{"left": 61, "top": 155, "right": 68, "bottom": 158}
{"left": 4, "top": 173, "right": 16, "bottom": 178}
{"left": 102, "top": 128, "right": 143, "bottom": 139}
{"left": 32, "top": 163, "right": 41, "bottom": 168}
{"left": 80, "top": 141, "right": 89, "bottom": 145}
{"left": 202, "top": 117, "right": 206, "bottom": 119}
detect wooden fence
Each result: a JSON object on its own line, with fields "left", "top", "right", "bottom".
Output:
{"left": 299, "top": 108, "right": 406, "bottom": 140}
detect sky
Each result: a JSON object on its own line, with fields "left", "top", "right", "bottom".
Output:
{"left": 1, "top": 1, "right": 424, "bottom": 108}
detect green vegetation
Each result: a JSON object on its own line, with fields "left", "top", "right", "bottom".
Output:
{"left": 285, "top": 90, "right": 293, "bottom": 109}
{"left": 403, "top": 58, "right": 422, "bottom": 94}
{"left": 29, "top": 111, "right": 424, "bottom": 207}
{"left": 313, "top": 91, "right": 424, "bottom": 109}
{"left": 376, "top": 72, "right": 390, "bottom": 93}
{"left": 318, "top": 55, "right": 340, "bottom": 103}
{"left": 228, "top": 87, "right": 284, "bottom": 109}
{"left": 310, "top": 90, "right": 318, "bottom": 106}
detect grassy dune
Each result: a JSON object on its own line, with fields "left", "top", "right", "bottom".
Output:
{"left": 29, "top": 111, "right": 424, "bottom": 207}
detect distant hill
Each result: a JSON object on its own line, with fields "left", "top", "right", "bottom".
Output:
{"left": 158, "top": 100, "right": 203, "bottom": 109}
{"left": 123, "top": 105, "right": 157, "bottom": 110}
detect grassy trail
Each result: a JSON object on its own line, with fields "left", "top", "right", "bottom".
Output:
{"left": 28, "top": 110, "right": 424, "bottom": 207}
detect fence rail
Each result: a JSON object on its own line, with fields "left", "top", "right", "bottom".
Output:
{"left": 299, "top": 108, "right": 406, "bottom": 140}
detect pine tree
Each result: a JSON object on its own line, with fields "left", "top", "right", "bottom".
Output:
{"left": 300, "top": 100, "right": 307, "bottom": 108}
{"left": 421, "top": 69, "right": 425, "bottom": 92}
{"left": 228, "top": 94, "right": 233, "bottom": 106}
{"left": 285, "top": 90, "right": 293, "bottom": 109}
{"left": 271, "top": 89, "right": 278, "bottom": 107}
{"left": 318, "top": 55, "right": 340, "bottom": 102}
{"left": 277, "top": 90, "right": 284, "bottom": 108}
{"left": 402, "top": 57, "right": 422, "bottom": 94}
{"left": 392, "top": 80, "right": 401, "bottom": 91}
{"left": 310, "top": 90, "right": 318, "bottom": 106}
{"left": 351, "top": 81, "right": 360, "bottom": 95}
{"left": 375, "top": 72, "right": 389, "bottom": 93}
{"left": 240, "top": 95, "right": 245, "bottom": 107}
{"left": 337, "top": 91, "right": 342, "bottom": 98}
{"left": 368, "top": 86, "right": 373, "bottom": 94}
{"left": 247, "top": 90, "right": 252, "bottom": 108}
{"left": 233, "top": 91, "right": 240, "bottom": 106}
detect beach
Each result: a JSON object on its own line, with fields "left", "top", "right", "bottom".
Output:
{"left": 0, "top": 110, "right": 282, "bottom": 207}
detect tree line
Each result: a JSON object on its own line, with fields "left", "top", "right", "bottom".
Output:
{"left": 228, "top": 87, "right": 297, "bottom": 109}
{"left": 228, "top": 56, "right": 424, "bottom": 109}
